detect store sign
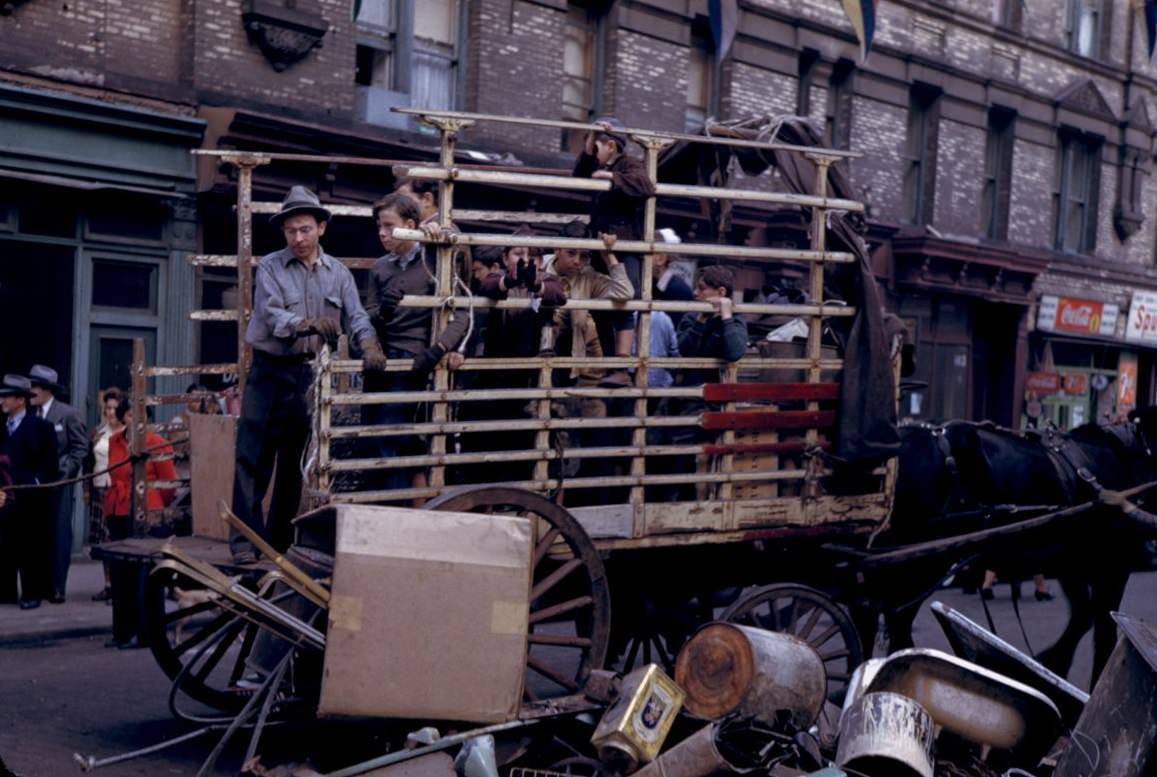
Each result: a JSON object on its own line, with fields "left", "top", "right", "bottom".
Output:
{"left": 1119, "top": 352, "right": 1138, "bottom": 413}
{"left": 1037, "top": 295, "right": 1118, "bottom": 337}
{"left": 1025, "top": 371, "right": 1060, "bottom": 394}
{"left": 1125, "top": 290, "right": 1157, "bottom": 345}
{"left": 1062, "top": 373, "right": 1088, "bottom": 394}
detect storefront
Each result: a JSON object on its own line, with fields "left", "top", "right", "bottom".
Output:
{"left": 1026, "top": 294, "right": 1131, "bottom": 430}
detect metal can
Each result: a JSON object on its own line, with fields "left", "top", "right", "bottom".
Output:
{"left": 591, "top": 664, "right": 685, "bottom": 770}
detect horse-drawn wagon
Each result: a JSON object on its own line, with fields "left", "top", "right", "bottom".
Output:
{"left": 92, "top": 109, "right": 920, "bottom": 766}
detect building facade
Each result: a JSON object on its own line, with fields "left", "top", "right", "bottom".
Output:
{"left": 2, "top": 0, "right": 1157, "bottom": 438}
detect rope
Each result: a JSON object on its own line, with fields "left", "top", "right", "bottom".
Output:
{"left": 0, "top": 435, "right": 189, "bottom": 494}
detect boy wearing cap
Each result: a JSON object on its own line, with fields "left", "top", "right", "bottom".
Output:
{"left": 230, "top": 186, "right": 388, "bottom": 564}
{"left": 573, "top": 118, "right": 656, "bottom": 368}
{"left": 0, "top": 374, "right": 59, "bottom": 609}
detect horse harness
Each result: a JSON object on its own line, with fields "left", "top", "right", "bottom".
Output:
{"left": 1037, "top": 428, "right": 1103, "bottom": 503}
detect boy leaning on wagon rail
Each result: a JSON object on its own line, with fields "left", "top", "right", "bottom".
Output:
{"left": 230, "top": 186, "right": 388, "bottom": 566}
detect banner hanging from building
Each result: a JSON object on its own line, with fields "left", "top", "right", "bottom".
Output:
{"left": 841, "top": 0, "right": 879, "bottom": 60}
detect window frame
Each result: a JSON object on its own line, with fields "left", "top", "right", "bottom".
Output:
{"left": 981, "top": 107, "right": 1016, "bottom": 241}
{"left": 1053, "top": 128, "right": 1103, "bottom": 255}
{"left": 902, "top": 83, "right": 942, "bottom": 226}
{"left": 826, "top": 59, "right": 855, "bottom": 151}
{"left": 561, "top": 0, "right": 608, "bottom": 152}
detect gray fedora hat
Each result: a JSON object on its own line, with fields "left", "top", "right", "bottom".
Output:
{"left": 270, "top": 185, "right": 332, "bottom": 228}
{"left": 28, "top": 364, "right": 63, "bottom": 393}
{"left": 0, "top": 374, "right": 34, "bottom": 398}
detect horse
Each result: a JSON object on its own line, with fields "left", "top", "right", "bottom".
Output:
{"left": 853, "top": 408, "right": 1157, "bottom": 686}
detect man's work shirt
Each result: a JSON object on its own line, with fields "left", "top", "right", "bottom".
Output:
{"left": 246, "top": 247, "right": 374, "bottom": 357}
{"left": 557, "top": 263, "right": 633, "bottom": 381}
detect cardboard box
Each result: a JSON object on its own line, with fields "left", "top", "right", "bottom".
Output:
{"left": 188, "top": 413, "right": 237, "bottom": 540}
{"left": 318, "top": 505, "right": 532, "bottom": 722}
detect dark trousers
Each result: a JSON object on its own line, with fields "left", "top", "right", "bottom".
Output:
{"left": 51, "top": 486, "right": 73, "bottom": 597}
{"left": 363, "top": 348, "right": 427, "bottom": 495}
{"left": 0, "top": 499, "right": 52, "bottom": 602}
{"left": 230, "top": 352, "right": 313, "bottom": 555}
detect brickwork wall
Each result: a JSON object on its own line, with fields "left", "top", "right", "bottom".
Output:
{"left": 192, "top": 0, "right": 354, "bottom": 119}
{"left": 933, "top": 119, "right": 986, "bottom": 237}
{"left": 464, "top": 0, "right": 564, "bottom": 157}
{"left": 0, "top": 0, "right": 186, "bottom": 98}
{"left": 726, "top": 62, "right": 796, "bottom": 120}
{"left": 1007, "top": 139, "right": 1054, "bottom": 247}
{"left": 611, "top": 30, "right": 686, "bottom": 131}
{"left": 848, "top": 96, "right": 906, "bottom": 219}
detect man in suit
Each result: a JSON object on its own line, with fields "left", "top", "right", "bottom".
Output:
{"left": 0, "top": 374, "right": 59, "bottom": 609}
{"left": 28, "top": 365, "right": 87, "bottom": 603}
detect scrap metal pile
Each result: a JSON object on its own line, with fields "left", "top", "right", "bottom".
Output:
{"left": 75, "top": 504, "right": 1157, "bottom": 777}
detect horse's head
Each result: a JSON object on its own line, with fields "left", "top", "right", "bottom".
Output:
{"left": 1129, "top": 407, "right": 1157, "bottom": 458}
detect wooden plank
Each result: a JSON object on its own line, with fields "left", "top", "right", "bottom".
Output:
{"left": 701, "top": 410, "right": 836, "bottom": 431}
{"left": 702, "top": 439, "right": 831, "bottom": 456}
{"left": 703, "top": 382, "right": 839, "bottom": 402}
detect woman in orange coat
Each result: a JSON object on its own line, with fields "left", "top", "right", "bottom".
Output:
{"left": 103, "top": 395, "right": 177, "bottom": 648}
{"left": 103, "top": 396, "right": 177, "bottom": 540}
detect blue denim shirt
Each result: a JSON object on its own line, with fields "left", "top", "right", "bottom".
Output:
{"left": 245, "top": 247, "right": 375, "bottom": 356}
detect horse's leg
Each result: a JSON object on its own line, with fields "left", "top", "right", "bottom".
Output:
{"left": 1036, "top": 574, "right": 1092, "bottom": 679}
{"left": 1089, "top": 569, "right": 1130, "bottom": 685}
{"left": 885, "top": 603, "right": 918, "bottom": 651}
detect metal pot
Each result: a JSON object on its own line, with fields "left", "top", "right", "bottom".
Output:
{"left": 836, "top": 691, "right": 935, "bottom": 777}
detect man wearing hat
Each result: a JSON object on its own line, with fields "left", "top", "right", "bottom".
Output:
{"left": 231, "top": 185, "right": 388, "bottom": 564}
{"left": 27, "top": 364, "right": 88, "bottom": 603}
{"left": 0, "top": 375, "right": 60, "bottom": 609}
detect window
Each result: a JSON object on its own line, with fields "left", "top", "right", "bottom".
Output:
{"left": 796, "top": 49, "right": 820, "bottom": 118}
{"left": 562, "top": 2, "right": 605, "bottom": 152}
{"left": 1054, "top": 130, "right": 1102, "bottom": 254}
{"left": 354, "top": 0, "right": 462, "bottom": 118}
{"left": 903, "top": 84, "right": 941, "bottom": 226}
{"left": 686, "top": 25, "right": 716, "bottom": 132}
{"left": 826, "top": 59, "right": 854, "bottom": 150}
{"left": 981, "top": 107, "right": 1015, "bottom": 240}
{"left": 1066, "top": 0, "right": 1102, "bottom": 58}
{"left": 92, "top": 259, "right": 157, "bottom": 311}
{"left": 993, "top": 0, "right": 1022, "bottom": 31}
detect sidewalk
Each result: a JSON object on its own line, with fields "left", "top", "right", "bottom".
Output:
{"left": 0, "top": 554, "right": 112, "bottom": 645}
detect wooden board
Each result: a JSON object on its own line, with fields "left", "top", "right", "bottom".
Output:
{"left": 189, "top": 414, "right": 237, "bottom": 540}
{"left": 701, "top": 410, "right": 836, "bottom": 431}
{"left": 703, "top": 382, "right": 839, "bottom": 402}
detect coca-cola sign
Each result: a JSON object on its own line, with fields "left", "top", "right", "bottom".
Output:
{"left": 1125, "top": 290, "right": 1157, "bottom": 345}
{"left": 1037, "top": 295, "right": 1118, "bottom": 337}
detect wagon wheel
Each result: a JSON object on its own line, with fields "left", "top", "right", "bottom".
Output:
{"left": 425, "top": 485, "right": 611, "bottom": 702}
{"left": 143, "top": 566, "right": 257, "bottom": 712}
{"left": 613, "top": 593, "right": 713, "bottom": 675}
{"left": 721, "top": 583, "right": 862, "bottom": 703}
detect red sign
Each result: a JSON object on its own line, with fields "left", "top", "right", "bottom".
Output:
{"left": 1054, "top": 297, "right": 1105, "bottom": 334}
{"left": 1119, "top": 353, "right": 1138, "bottom": 413}
{"left": 1062, "top": 373, "right": 1088, "bottom": 394}
{"left": 1026, "top": 372, "right": 1060, "bottom": 394}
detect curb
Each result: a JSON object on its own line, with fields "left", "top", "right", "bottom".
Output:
{"left": 0, "top": 623, "right": 111, "bottom": 647}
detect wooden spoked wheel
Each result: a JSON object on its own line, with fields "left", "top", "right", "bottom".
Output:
{"left": 143, "top": 566, "right": 257, "bottom": 712}
{"left": 425, "top": 485, "right": 611, "bottom": 702}
{"left": 720, "top": 583, "right": 863, "bottom": 702}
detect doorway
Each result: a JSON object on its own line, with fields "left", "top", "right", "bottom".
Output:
{"left": 87, "top": 327, "right": 156, "bottom": 428}
{"left": 0, "top": 241, "right": 75, "bottom": 386}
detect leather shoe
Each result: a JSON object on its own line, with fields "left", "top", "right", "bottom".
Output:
{"left": 104, "top": 636, "right": 140, "bottom": 649}
{"left": 1035, "top": 589, "right": 1054, "bottom": 602}
{"left": 979, "top": 587, "right": 994, "bottom": 601}
{"left": 49, "top": 592, "right": 65, "bottom": 604}
{"left": 18, "top": 599, "right": 41, "bottom": 610}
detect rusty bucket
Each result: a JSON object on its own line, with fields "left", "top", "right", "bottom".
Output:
{"left": 674, "top": 622, "right": 826, "bottom": 730}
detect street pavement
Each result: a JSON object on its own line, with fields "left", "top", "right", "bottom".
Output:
{"left": 2, "top": 556, "right": 1157, "bottom": 775}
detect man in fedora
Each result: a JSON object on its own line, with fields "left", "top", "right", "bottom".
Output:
{"left": 28, "top": 364, "right": 87, "bottom": 603}
{"left": 230, "top": 185, "right": 388, "bottom": 565}
{"left": 0, "top": 375, "right": 59, "bottom": 609}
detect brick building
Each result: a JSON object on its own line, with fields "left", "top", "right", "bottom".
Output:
{"left": 2, "top": 0, "right": 1157, "bottom": 439}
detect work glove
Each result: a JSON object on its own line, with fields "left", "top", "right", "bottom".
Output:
{"left": 297, "top": 317, "right": 340, "bottom": 343}
{"left": 375, "top": 286, "right": 406, "bottom": 322}
{"left": 411, "top": 344, "right": 447, "bottom": 376}
{"left": 360, "top": 337, "right": 389, "bottom": 373}
{"left": 538, "top": 283, "right": 567, "bottom": 308}
{"left": 518, "top": 260, "right": 538, "bottom": 293}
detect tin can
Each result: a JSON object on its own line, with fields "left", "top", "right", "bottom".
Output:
{"left": 591, "top": 664, "right": 685, "bottom": 770}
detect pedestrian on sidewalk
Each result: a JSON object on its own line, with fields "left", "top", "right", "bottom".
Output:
{"left": 83, "top": 387, "right": 123, "bottom": 603}
{"left": 27, "top": 364, "right": 88, "bottom": 604}
{"left": 231, "top": 186, "right": 388, "bottom": 564}
{"left": 0, "top": 374, "right": 59, "bottom": 610}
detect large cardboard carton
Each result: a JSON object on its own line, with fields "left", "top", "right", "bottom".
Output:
{"left": 318, "top": 505, "right": 532, "bottom": 722}
{"left": 188, "top": 413, "right": 237, "bottom": 540}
